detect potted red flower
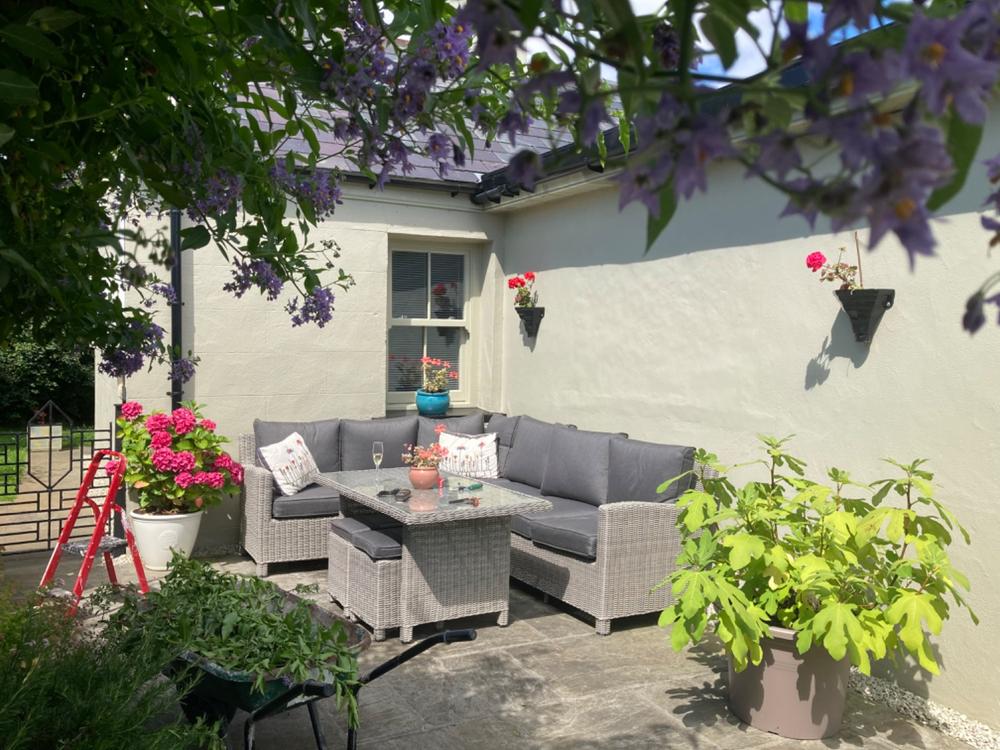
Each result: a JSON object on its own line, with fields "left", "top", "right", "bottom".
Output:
{"left": 401, "top": 440, "right": 449, "bottom": 491}
{"left": 806, "top": 233, "right": 894, "bottom": 343}
{"left": 509, "top": 271, "right": 544, "bottom": 336}
{"left": 114, "top": 401, "right": 242, "bottom": 570}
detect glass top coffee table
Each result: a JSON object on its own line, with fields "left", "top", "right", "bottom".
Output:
{"left": 316, "top": 467, "right": 551, "bottom": 642}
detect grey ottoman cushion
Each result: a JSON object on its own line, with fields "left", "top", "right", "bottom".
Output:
{"left": 540, "top": 426, "right": 612, "bottom": 506}
{"left": 330, "top": 517, "right": 402, "bottom": 559}
{"left": 340, "top": 416, "right": 419, "bottom": 470}
{"left": 417, "top": 411, "right": 485, "bottom": 445}
{"left": 608, "top": 437, "right": 696, "bottom": 502}
{"left": 505, "top": 416, "right": 558, "bottom": 488}
{"left": 531, "top": 513, "right": 599, "bottom": 560}
{"left": 271, "top": 484, "right": 341, "bottom": 519}
{"left": 253, "top": 418, "right": 341, "bottom": 472}
{"left": 485, "top": 414, "right": 520, "bottom": 477}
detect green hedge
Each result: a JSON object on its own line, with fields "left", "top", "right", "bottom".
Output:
{"left": 0, "top": 333, "right": 94, "bottom": 426}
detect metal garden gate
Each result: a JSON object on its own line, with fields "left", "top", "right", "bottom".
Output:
{"left": 0, "top": 401, "right": 113, "bottom": 554}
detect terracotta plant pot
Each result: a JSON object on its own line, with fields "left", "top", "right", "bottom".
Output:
{"left": 408, "top": 467, "right": 440, "bottom": 490}
{"left": 727, "top": 626, "right": 850, "bottom": 740}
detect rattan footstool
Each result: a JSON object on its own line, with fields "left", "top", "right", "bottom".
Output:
{"left": 327, "top": 528, "right": 402, "bottom": 642}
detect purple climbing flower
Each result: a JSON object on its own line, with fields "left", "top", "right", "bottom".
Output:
{"left": 287, "top": 287, "right": 335, "bottom": 328}
{"left": 498, "top": 107, "right": 531, "bottom": 147}
{"left": 672, "top": 113, "right": 734, "bottom": 200}
{"left": 458, "top": 0, "right": 522, "bottom": 68}
{"left": 751, "top": 133, "right": 802, "bottom": 179}
{"left": 506, "top": 151, "right": 544, "bottom": 190}
{"left": 98, "top": 320, "right": 165, "bottom": 379}
{"left": 224, "top": 259, "right": 284, "bottom": 300}
{"left": 168, "top": 357, "right": 197, "bottom": 384}
{"left": 618, "top": 157, "right": 672, "bottom": 217}
{"left": 188, "top": 169, "right": 242, "bottom": 220}
{"left": 824, "top": 0, "right": 878, "bottom": 33}
{"left": 427, "top": 133, "right": 451, "bottom": 162}
{"left": 904, "top": 10, "right": 1000, "bottom": 123}
{"left": 652, "top": 23, "right": 681, "bottom": 70}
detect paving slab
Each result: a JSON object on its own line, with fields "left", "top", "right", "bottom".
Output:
{"left": 0, "top": 550, "right": 975, "bottom": 750}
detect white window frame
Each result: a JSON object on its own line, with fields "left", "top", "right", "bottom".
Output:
{"left": 387, "top": 245, "right": 472, "bottom": 409}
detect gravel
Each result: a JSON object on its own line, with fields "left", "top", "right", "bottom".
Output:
{"left": 850, "top": 672, "right": 1000, "bottom": 750}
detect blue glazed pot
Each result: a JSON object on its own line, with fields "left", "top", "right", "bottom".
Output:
{"left": 415, "top": 389, "right": 450, "bottom": 417}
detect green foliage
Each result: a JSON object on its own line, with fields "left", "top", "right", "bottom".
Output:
{"left": 658, "top": 437, "right": 975, "bottom": 675}
{"left": 101, "top": 555, "right": 361, "bottom": 725}
{"left": 0, "top": 579, "right": 219, "bottom": 749}
{"left": 0, "top": 330, "right": 94, "bottom": 424}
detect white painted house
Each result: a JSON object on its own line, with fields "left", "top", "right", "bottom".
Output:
{"left": 96, "top": 106, "right": 1000, "bottom": 729}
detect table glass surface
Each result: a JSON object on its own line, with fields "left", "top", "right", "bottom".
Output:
{"left": 316, "top": 467, "right": 550, "bottom": 521}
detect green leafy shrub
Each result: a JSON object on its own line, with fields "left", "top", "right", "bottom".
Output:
{"left": 658, "top": 436, "right": 976, "bottom": 675}
{"left": 0, "top": 581, "right": 218, "bottom": 749}
{"left": 102, "top": 556, "right": 361, "bottom": 725}
{"left": 0, "top": 332, "right": 94, "bottom": 425}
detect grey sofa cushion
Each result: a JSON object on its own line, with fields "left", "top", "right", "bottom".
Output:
{"left": 540, "top": 427, "right": 612, "bottom": 506}
{"left": 417, "top": 412, "right": 485, "bottom": 445}
{"left": 253, "top": 418, "right": 341, "bottom": 472}
{"left": 505, "top": 416, "right": 559, "bottom": 488}
{"left": 508, "top": 495, "right": 594, "bottom": 539}
{"left": 485, "top": 414, "right": 520, "bottom": 477}
{"left": 340, "top": 416, "right": 419, "bottom": 470}
{"left": 329, "top": 516, "right": 402, "bottom": 560}
{"left": 483, "top": 477, "right": 544, "bottom": 498}
{"left": 608, "top": 437, "right": 696, "bottom": 502}
{"left": 531, "top": 514, "right": 599, "bottom": 560}
{"left": 271, "top": 484, "right": 341, "bottom": 519}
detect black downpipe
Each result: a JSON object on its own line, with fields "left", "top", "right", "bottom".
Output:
{"left": 169, "top": 209, "right": 183, "bottom": 410}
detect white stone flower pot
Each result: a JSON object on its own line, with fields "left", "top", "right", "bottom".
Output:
{"left": 128, "top": 508, "right": 204, "bottom": 571}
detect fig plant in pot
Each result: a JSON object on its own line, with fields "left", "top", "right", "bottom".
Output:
{"left": 114, "top": 401, "right": 243, "bottom": 571}
{"left": 657, "top": 436, "right": 975, "bottom": 740}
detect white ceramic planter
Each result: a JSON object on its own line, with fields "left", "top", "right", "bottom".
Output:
{"left": 128, "top": 508, "right": 204, "bottom": 571}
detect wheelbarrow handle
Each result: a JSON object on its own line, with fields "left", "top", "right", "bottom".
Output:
{"left": 359, "top": 628, "right": 478, "bottom": 685}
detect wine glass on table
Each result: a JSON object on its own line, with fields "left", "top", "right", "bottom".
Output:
{"left": 372, "top": 441, "right": 384, "bottom": 486}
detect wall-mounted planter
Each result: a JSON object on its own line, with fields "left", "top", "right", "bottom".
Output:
{"left": 835, "top": 289, "right": 895, "bottom": 343}
{"left": 516, "top": 306, "right": 545, "bottom": 337}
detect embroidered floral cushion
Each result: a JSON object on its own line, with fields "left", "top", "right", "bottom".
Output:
{"left": 257, "top": 432, "right": 320, "bottom": 496}
{"left": 438, "top": 431, "right": 499, "bottom": 479}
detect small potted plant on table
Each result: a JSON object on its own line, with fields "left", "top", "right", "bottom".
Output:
{"left": 115, "top": 401, "right": 243, "bottom": 570}
{"left": 658, "top": 436, "right": 975, "bottom": 740}
{"left": 415, "top": 357, "right": 457, "bottom": 416}
{"left": 402, "top": 439, "right": 448, "bottom": 492}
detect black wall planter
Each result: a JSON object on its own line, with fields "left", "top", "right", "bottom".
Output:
{"left": 835, "top": 289, "right": 895, "bottom": 343}
{"left": 516, "top": 306, "right": 545, "bottom": 337}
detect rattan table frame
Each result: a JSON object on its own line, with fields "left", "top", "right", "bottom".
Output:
{"left": 316, "top": 468, "right": 551, "bottom": 642}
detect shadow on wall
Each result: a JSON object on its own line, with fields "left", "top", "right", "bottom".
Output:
{"left": 804, "top": 311, "right": 871, "bottom": 390}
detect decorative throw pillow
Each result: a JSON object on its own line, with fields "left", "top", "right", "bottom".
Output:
{"left": 438, "top": 431, "right": 499, "bottom": 479}
{"left": 257, "top": 432, "right": 320, "bottom": 496}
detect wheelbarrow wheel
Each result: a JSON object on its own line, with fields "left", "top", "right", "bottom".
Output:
{"left": 180, "top": 690, "right": 237, "bottom": 738}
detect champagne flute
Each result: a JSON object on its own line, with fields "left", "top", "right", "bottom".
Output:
{"left": 372, "top": 441, "right": 384, "bottom": 485}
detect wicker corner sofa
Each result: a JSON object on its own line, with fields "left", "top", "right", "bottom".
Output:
{"left": 239, "top": 411, "right": 705, "bottom": 636}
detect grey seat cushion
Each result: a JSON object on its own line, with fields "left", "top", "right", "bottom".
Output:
{"left": 271, "top": 484, "right": 341, "bottom": 519}
{"left": 483, "top": 477, "right": 544, "bottom": 498}
{"left": 485, "top": 414, "right": 520, "bottom": 477}
{"left": 531, "top": 513, "right": 599, "bottom": 560}
{"left": 329, "top": 516, "right": 402, "bottom": 560}
{"left": 608, "top": 437, "right": 696, "bottom": 502}
{"left": 253, "top": 418, "right": 341, "bottom": 472}
{"left": 540, "top": 426, "right": 612, "bottom": 506}
{"left": 505, "top": 416, "right": 559, "bottom": 488}
{"left": 508, "top": 495, "right": 594, "bottom": 539}
{"left": 417, "top": 412, "right": 485, "bottom": 445}
{"left": 340, "top": 416, "right": 419, "bottom": 470}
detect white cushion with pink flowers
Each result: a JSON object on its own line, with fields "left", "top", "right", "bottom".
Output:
{"left": 438, "top": 431, "right": 499, "bottom": 479}
{"left": 257, "top": 432, "right": 320, "bottom": 496}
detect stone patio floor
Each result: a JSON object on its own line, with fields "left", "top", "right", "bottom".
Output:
{"left": 1, "top": 551, "right": 972, "bottom": 750}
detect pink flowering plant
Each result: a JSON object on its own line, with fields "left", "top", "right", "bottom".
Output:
{"left": 401, "top": 442, "right": 449, "bottom": 470}
{"left": 115, "top": 401, "right": 243, "bottom": 515}
{"left": 805, "top": 232, "right": 866, "bottom": 291}
{"left": 420, "top": 356, "right": 459, "bottom": 393}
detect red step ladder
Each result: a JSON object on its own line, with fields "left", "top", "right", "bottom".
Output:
{"left": 40, "top": 449, "right": 149, "bottom": 615}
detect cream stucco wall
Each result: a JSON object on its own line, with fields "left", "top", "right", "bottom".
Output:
{"left": 496, "top": 147, "right": 1000, "bottom": 726}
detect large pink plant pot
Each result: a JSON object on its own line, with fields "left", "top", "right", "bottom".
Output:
{"left": 727, "top": 626, "right": 850, "bottom": 740}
